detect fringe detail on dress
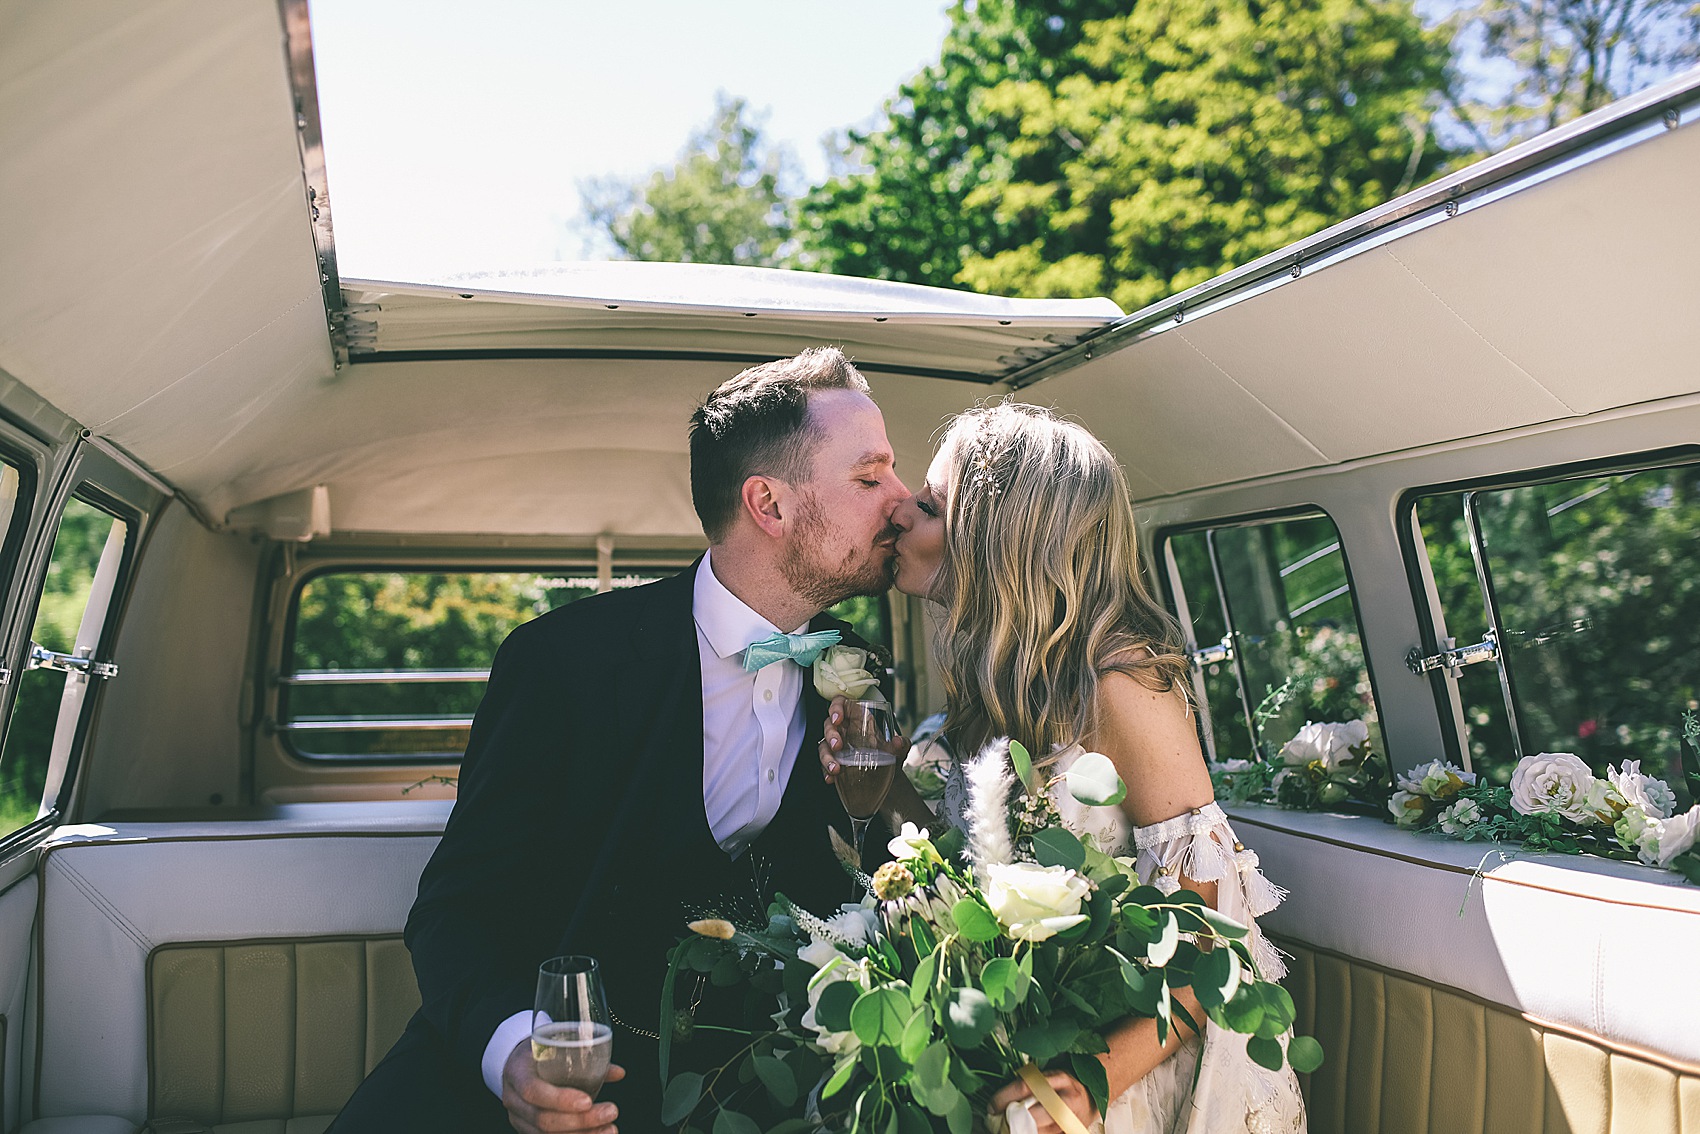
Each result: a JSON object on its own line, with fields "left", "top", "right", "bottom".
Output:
{"left": 965, "top": 744, "right": 1016, "bottom": 872}
{"left": 1132, "top": 802, "right": 1289, "bottom": 981}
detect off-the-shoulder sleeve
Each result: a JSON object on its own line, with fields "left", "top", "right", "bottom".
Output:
{"left": 1131, "top": 802, "right": 1288, "bottom": 980}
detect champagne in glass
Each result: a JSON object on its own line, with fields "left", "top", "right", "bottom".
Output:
{"left": 532, "top": 955, "right": 613, "bottom": 1094}
{"left": 836, "top": 700, "right": 900, "bottom": 858}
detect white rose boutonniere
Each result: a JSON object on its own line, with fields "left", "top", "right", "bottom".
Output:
{"left": 813, "top": 644, "right": 882, "bottom": 701}
{"left": 1509, "top": 752, "right": 1601, "bottom": 823}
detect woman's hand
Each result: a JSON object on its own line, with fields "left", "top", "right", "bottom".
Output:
{"left": 989, "top": 1069, "right": 1098, "bottom": 1134}
{"left": 817, "top": 695, "right": 910, "bottom": 783}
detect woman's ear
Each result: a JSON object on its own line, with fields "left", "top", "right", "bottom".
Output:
{"left": 741, "top": 475, "right": 788, "bottom": 539}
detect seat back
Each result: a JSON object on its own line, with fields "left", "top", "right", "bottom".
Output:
{"left": 149, "top": 937, "right": 419, "bottom": 1126}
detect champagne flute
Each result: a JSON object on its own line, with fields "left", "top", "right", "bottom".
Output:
{"left": 834, "top": 699, "right": 901, "bottom": 860}
{"left": 532, "top": 955, "right": 613, "bottom": 1094}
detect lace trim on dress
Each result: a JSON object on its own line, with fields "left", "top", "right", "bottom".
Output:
{"left": 1131, "top": 802, "right": 1288, "bottom": 982}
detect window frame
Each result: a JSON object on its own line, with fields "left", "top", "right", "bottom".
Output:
{"left": 1397, "top": 443, "right": 1700, "bottom": 769}
{"left": 266, "top": 553, "right": 694, "bottom": 767}
{"left": 1157, "top": 503, "right": 1388, "bottom": 765}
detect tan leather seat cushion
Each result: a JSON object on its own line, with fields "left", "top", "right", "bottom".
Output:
{"left": 149, "top": 937, "right": 418, "bottom": 1127}
{"left": 1282, "top": 938, "right": 1700, "bottom": 1134}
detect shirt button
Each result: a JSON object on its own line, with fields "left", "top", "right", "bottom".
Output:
{"left": 767, "top": 769, "right": 776, "bottom": 783}
{"left": 763, "top": 689, "right": 774, "bottom": 702}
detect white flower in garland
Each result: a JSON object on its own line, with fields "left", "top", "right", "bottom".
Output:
{"left": 1607, "top": 760, "right": 1676, "bottom": 821}
{"left": 1279, "top": 720, "right": 1370, "bottom": 771}
{"left": 1388, "top": 790, "right": 1428, "bottom": 828}
{"left": 1437, "top": 797, "right": 1484, "bottom": 837}
{"left": 1654, "top": 807, "right": 1700, "bottom": 868}
{"left": 1509, "top": 752, "right": 1604, "bottom": 824}
{"left": 1396, "top": 759, "right": 1476, "bottom": 801}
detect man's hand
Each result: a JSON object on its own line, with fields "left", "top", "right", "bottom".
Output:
{"left": 988, "top": 1069, "right": 1098, "bottom": 1134}
{"left": 502, "top": 1040, "right": 624, "bottom": 1133}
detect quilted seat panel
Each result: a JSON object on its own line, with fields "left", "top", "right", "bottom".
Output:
{"left": 1280, "top": 938, "right": 1700, "bottom": 1134}
{"left": 149, "top": 937, "right": 418, "bottom": 1127}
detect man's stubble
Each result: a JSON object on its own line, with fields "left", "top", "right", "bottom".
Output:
{"left": 780, "top": 489, "right": 895, "bottom": 614}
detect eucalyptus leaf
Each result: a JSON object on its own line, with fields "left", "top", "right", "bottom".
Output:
{"left": 1146, "top": 913, "right": 1179, "bottom": 966}
{"left": 1289, "top": 1034, "right": 1325, "bottom": 1073}
{"left": 980, "top": 956, "right": 1029, "bottom": 1010}
{"left": 660, "top": 1072, "right": 703, "bottom": 1125}
{"left": 899, "top": 1006, "right": 933, "bottom": 1063}
{"left": 815, "top": 981, "right": 859, "bottom": 1033}
{"left": 752, "top": 1055, "right": 796, "bottom": 1107}
{"left": 851, "top": 988, "right": 911, "bottom": 1047}
{"left": 1246, "top": 1034, "right": 1285, "bottom": 1072}
{"left": 821, "top": 1056, "right": 857, "bottom": 1099}
{"left": 951, "top": 898, "right": 1000, "bottom": 942}
{"left": 1199, "top": 905, "right": 1251, "bottom": 940}
{"left": 1031, "top": 826, "right": 1087, "bottom": 871}
{"left": 942, "top": 987, "right": 996, "bottom": 1048}
{"left": 910, "top": 950, "right": 938, "bottom": 1007}
{"left": 895, "top": 1103, "right": 933, "bottom": 1134}
{"left": 712, "top": 1109, "right": 761, "bottom": 1134}
{"left": 945, "top": 1093, "right": 973, "bottom": 1134}
{"left": 1009, "top": 739, "right": 1035, "bottom": 788}
{"left": 1069, "top": 1053, "right": 1111, "bottom": 1117}
{"left": 1191, "top": 948, "right": 1230, "bottom": 1010}
{"left": 1063, "top": 751, "right": 1128, "bottom": 806}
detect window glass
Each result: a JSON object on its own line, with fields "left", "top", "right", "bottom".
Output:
{"left": 1165, "top": 512, "right": 1381, "bottom": 763}
{"left": 1167, "top": 530, "right": 1253, "bottom": 762}
{"left": 0, "top": 496, "right": 126, "bottom": 837}
{"left": 1414, "top": 464, "right": 1700, "bottom": 804}
{"left": 282, "top": 570, "right": 667, "bottom": 760}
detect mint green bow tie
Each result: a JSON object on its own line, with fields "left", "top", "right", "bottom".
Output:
{"left": 741, "top": 629, "right": 841, "bottom": 672}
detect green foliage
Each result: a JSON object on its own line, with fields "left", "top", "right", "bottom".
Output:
{"left": 943, "top": 0, "right": 1454, "bottom": 310}
{"left": 0, "top": 499, "right": 119, "bottom": 837}
{"left": 582, "top": 94, "right": 795, "bottom": 266}
{"left": 1442, "top": 0, "right": 1700, "bottom": 152}
{"left": 797, "top": 1, "right": 1127, "bottom": 286}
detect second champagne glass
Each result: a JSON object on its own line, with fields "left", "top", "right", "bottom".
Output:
{"left": 532, "top": 955, "right": 613, "bottom": 1095}
{"left": 834, "top": 699, "right": 900, "bottom": 859}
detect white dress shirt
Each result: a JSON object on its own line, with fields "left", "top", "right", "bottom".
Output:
{"left": 482, "top": 550, "right": 809, "bottom": 1095}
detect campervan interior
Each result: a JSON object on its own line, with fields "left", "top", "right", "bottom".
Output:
{"left": 0, "top": 2, "right": 1697, "bottom": 1131}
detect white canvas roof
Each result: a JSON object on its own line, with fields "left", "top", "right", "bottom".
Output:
{"left": 1, "top": 1, "right": 1696, "bottom": 540}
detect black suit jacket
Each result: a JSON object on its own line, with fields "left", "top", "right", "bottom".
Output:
{"left": 395, "top": 561, "right": 865, "bottom": 1128}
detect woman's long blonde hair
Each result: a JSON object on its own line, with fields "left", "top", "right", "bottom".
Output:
{"left": 932, "top": 403, "right": 1188, "bottom": 755}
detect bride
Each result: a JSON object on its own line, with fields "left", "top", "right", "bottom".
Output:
{"left": 821, "top": 403, "right": 1305, "bottom": 1134}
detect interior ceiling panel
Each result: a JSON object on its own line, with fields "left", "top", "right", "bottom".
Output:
{"left": 0, "top": 0, "right": 333, "bottom": 444}
{"left": 1037, "top": 333, "right": 1327, "bottom": 497}
{"left": 1384, "top": 123, "right": 1700, "bottom": 416}
{"left": 1174, "top": 248, "right": 1576, "bottom": 463}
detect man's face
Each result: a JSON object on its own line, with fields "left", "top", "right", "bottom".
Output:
{"left": 779, "top": 388, "right": 909, "bottom": 611}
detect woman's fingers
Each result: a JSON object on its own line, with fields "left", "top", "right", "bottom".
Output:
{"left": 988, "top": 1071, "right": 1097, "bottom": 1134}
{"left": 819, "top": 695, "right": 850, "bottom": 781}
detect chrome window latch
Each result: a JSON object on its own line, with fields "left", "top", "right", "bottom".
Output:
{"left": 27, "top": 643, "right": 118, "bottom": 680}
{"left": 1406, "top": 630, "right": 1498, "bottom": 676}
{"left": 1191, "top": 635, "right": 1235, "bottom": 668}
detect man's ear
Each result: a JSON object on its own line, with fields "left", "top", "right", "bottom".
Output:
{"left": 740, "top": 475, "right": 788, "bottom": 539}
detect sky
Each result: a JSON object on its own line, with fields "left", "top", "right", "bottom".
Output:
{"left": 309, "top": 0, "right": 954, "bottom": 281}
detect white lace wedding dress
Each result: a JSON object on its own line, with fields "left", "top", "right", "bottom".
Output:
{"left": 933, "top": 743, "right": 1307, "bottom": 1134}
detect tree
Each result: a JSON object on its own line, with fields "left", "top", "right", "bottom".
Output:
{"left": 950, "top": 0, "right": 1457, "bottom": 311}
{"left": 582, "top": 95, "right": 795, "bottom": 266}
{"left": 796, "top": 0, "right": 1128, "bottom": 287}
{"left": 1444, "top": 0, "right": 1700, "bottom": 151}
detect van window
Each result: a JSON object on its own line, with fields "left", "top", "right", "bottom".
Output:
{"left": 280, "top": 570, "right": 669, "bottom": 761}
{"left": 0, "top": 496, "right": 127, "bottom": 837}
{"left": 1165, "top": 512, "right": 1382, "bottom": 764}
{"left": 1412, "top": 462, "right": 1700, "bottom": 803}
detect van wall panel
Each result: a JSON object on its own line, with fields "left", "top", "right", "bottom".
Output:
{"left": 222, "top": 945, "right": 295, "bottom": 1122}
{"left": 1484, "top": 1012, "right": 1546, "bottom": 1134}
{"left": 1429, "top": 989, "right": 1487, "bottom": 1134}
{"left": 1379, "top": 976, "right": 1432, "bottom": 1134}
{"left": 1344, "top": 964, "right": 1384, "bottom": 1133}
{"left": 1544, "top": 1033, "right": 1610, "bottom": 1134}
{"left": 1306, "top": 951, "right": 1351, "bottom": 1134}
{"left": 292, "top": 942, "right": 365, "bottom": 1115}
{"left": 1608, "top": 1055, "right": 1678, "bottom": 1134}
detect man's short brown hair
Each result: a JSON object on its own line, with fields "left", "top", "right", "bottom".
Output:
{"left": 688, "top": 347, "right": 871, "bottom": 541}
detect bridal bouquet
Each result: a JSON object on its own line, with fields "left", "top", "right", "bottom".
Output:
{"left": 661, "top": 742, "right": 1321, "bottom": 1133}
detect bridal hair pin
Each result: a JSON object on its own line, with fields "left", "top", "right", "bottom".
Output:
{"left": 963, "top": 421, "right": 1011, "bottom": 500}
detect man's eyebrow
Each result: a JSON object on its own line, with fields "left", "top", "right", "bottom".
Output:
{"left": 849, "top": 451, "right": 893, "bottom": 471}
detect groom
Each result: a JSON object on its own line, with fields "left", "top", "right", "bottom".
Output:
{"left": 328, "top": 347, "right": 910, "bottom": 1133}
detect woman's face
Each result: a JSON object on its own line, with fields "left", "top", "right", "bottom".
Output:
{"left": 890, "top": 447, "right": 951, "bottom": 599}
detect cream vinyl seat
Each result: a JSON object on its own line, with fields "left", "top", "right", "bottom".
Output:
{"left": 20, "top": 806, "right": 446, "bottom": 1133}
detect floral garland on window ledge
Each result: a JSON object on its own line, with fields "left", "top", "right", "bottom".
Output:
{"left": 1209, "top": 713, "right": 1700, "bottom": 885}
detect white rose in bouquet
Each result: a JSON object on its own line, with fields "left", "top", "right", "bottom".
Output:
{"left": 1607, "top": 760, "right": 1676, "bottom": 820}
{"left": 1279, "top": 720, "right": 1370, "bottom": 771}
{"left": 982, "top": 861, "right": 1092, "bottom": 942}
{"left": 813, "top": 645, "right": 882, "bottom": 701}
{"left": 798, "top": 937, "right": 867, "bottom": 1055}
{"left": 1509, "top": 753, "right": 1601, "bottom": 823}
